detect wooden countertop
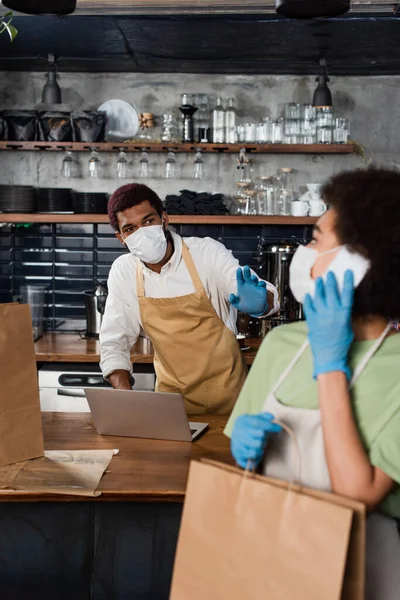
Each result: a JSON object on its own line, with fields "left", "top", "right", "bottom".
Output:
{"left": 0, "top": 413, "right": 233, "bottom": 503}
{"left": 35, "top": 333, "right": 262, "bottom": 366}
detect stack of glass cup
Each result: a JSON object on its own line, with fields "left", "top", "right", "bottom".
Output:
{"left": 235, "top": 102, "right": 350, "bottom": 145}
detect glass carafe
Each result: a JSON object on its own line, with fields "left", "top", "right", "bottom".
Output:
{"left": 275, "top": 168, "right": 298, "bottom": 216}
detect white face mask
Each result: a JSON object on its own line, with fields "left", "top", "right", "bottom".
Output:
{"left": 289, "top": 244, "right": 371, "bottom": 304}
{"left": 124, "top": 222, "right": 167, "bottom": 264}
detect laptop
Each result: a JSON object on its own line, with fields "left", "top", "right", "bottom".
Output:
{"left": 84, "top": 388, "right": 208, "bottom": 442}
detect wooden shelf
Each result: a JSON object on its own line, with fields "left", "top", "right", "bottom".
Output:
{"left": 0, "top": 213, "right": 317, "bottom": 225}
{"left": 0, "top": 141, "right": 356, "bottom": 154}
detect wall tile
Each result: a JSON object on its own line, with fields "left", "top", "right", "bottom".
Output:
{"left": 97, "top": 224, "right": 115, "bottom": 235}
{"left": 15, "top": 236, "right": 52, "bottom": 248}
{"left": 55, "top": 237, "right": 94, "bottom": 249}
{"left": 56, "top": 224, "right": 94, "bottom": 235}
{"left": 96, "top": 250, "right": 124, "bottom": 264}
{"left": 180, "top": 225, "right": 222, "bottom": 238}
{"left": 55, "top": 264, "right": 94, "bottom": 277}
{"left": 97, "top": 237, "right": 123, "bottom": 249}
{"left": 55, "top": 250, "right": 94, "bottom": 263}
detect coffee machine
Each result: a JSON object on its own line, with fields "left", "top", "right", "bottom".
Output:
{"left": 257, "top": 241, "right": 302, "bottom": 329}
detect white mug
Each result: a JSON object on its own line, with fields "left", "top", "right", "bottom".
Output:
{"left": 290, "top": 200, "right": 309, "bottom": 217}
{"left": 309, "top": 199, "right": 327, "bottom": 217}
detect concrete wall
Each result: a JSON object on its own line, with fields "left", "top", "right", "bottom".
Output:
{"left": 1, "top": 71, "right": 394, "bottom": 197}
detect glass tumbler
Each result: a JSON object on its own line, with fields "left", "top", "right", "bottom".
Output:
{"left": 271, "top": 118, "right": 284, "bottom": 144}
{"left": 284, "top": 103, "right": 301, "bottom": 120}
{"left": 236, "top": 124, "right": 246, "bottom": 143}
{"left": 256, "top": 118, "right": 271, "bottom": 143}
{"left": 317, "top": 126, "right": 333, "bottom": 144}
{"left": 333, "top": 118, "right": 350, "bottom": 143}
{"left": 244, "top": 123, "right": 256, "bottom": 143}
{"left": 316, "top": 107, "right": 333, "bottom": 128}
{"left": 20, "top": 285, "right": 47, "bottom": 341}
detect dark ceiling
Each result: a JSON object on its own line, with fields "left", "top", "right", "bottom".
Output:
{"left": 0, "top": 13, "right": 400, "bottom": 75}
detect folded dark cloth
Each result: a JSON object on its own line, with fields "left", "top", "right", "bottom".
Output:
{"left": 164, "top": 189, "right": 228, "bottom": 216}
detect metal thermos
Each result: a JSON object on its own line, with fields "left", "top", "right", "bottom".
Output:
{"left": 259, "top": 241, "right": 302, "bottom": 326}
{"left": 83, "top": 282, "right": 108, "bottom": 339}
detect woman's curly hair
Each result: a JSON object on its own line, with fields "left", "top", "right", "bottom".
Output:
{"left": 322, "top": 167, "right": 400, "bottom": 321}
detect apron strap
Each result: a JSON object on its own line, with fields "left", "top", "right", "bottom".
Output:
{"left": 135, "top": 241, "right": 204, "bottom": 299}
{"left": 181, "top": 242, "right": 205, "bottom": 293}
{"left": 271, "top": 340, "right": 310, "bottom": 394}
{"left": 271, "top": 322, "right": 392, "bottom": 395}
{"left": 349, "top": 322, "right": 392, "bottom": 388}
{"left": 136, "top": 259, "right": 145, "bottom": 298}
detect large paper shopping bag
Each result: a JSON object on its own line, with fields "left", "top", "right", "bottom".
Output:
{"left": 170, "top": 459, "right": 365, "bottom": 600}
{"left": 0, "top": 303, "right": 44, "bottom": 467}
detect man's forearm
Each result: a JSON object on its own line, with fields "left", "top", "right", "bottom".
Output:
{"left": 108, "top": 369, "right": 132, "bottom": 390}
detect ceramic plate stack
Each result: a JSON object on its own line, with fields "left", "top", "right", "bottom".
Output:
{"left": 37, "top": 188, "right": 73, "bottom": 213}
{"left": 72, "top": 192, "right": 109, "bottom": 214}
{"left": 0, "top": 185, "right": 36, "bottom": 213}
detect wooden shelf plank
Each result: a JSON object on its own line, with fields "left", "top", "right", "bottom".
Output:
{"left": 0, "top": 213, "right": 317, "bottom": 225}
{"left": 0, "top": 140, "right": 356, "bottom": 154}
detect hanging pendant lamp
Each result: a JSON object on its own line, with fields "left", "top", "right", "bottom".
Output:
{"left": 312, "top": 59, "right": 332, "bottom": 108}
{"left": 42, "top": 54, "right": 62, "bottom": 104}
{"left": 1, "top": 0, "right": 76, "bottom": 15}
{"left": 276, "top": 0, "right": 350, "bottom": 18}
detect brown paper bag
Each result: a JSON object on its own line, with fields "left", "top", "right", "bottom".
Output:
{"left": 170, "top": 459, "right": 365, "bottom": 600}
{"left": 0, "top": 303, "right": 44, "bottom": 467}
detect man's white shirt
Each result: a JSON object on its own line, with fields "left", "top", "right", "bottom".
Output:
{"left": 100, "top": 232, "right": 279, "bottom": 377}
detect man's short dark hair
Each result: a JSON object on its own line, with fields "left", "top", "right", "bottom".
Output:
{"left": 108, "top": 183, "right": 164, "bottom": 231}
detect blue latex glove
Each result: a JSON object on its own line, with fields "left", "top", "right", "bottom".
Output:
{"left": 303, "top": 270, "right": 355, "bottom": 380}
{"left": 231, "top": 413, "right": 282, "bottom": 469}
{"left": 228, "top": 266, "right": 268, "bottom": 316}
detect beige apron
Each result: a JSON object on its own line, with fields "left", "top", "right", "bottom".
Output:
{"left": 262, "top": 324, "right": 400, "bottom": 600}
{"left": 136, "top": 242, "right": 247, "bottom": 415}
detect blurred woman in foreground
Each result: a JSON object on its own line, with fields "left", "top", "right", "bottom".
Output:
{"left": 226, "top": 168, "right": 400, "bottom": 599}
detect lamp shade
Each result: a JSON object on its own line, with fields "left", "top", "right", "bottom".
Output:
{"left": 312, "top": 83, "right": 332, "bottom": 108}
{"left": 276, "top": 0, "right": 350, "bottom": 18}
{"left": 42, "top": 72, "right": 62, "bottom": 104}
{"left": 1, "top": 0, "right": 76, "bottom": 15}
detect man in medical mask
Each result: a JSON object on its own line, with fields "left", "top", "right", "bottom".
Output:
{"left": 100, "top": 183, "right": 279, "bottom": 414}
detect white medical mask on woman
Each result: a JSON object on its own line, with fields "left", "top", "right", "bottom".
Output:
{"left": 289, "top": 244, "right": 371, "bottom": 304}
{"left": 124, "top": 222, "right": 167, "bottom": 264}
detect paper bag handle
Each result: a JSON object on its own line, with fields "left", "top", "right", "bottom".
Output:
{"left": 242, "top": 418, "right": 302, "bottom": 489}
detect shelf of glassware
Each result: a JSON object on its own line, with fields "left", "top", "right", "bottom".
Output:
{"left": 0, "top": 214, "right": 317, "bottom": 225}
{"left": 0, "top": 141, "right": 355, "bottom": 154}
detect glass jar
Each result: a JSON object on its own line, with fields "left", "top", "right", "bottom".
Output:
{"left": 161, "top": 113, "right": 179, "bottom": 143}
{"left": 275, "top": 167, "right": 298, "bottom": 215}
{"left": 257, "top": 176, "right": 276, "bottom": 215}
